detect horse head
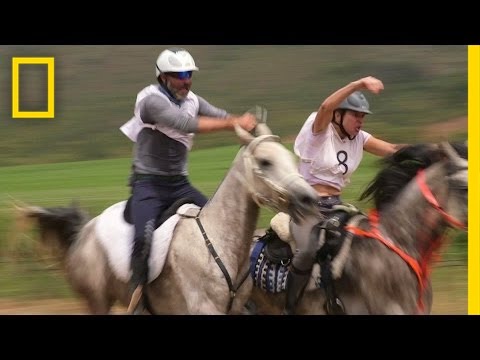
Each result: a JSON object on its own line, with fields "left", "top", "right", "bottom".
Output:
{"left": 234, "top": 123, "right": 318, "bottom": 222}
{"left": 436, "top": 141, "right": 468, "bottom": 229}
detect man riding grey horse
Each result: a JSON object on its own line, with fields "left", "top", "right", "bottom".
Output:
{"left": 120, "top": 47, "right": 257, "bottom": 313}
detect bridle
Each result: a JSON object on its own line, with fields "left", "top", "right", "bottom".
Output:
{"left": 416, "top": 168, "right": 467, "bottom": 230}
{"left": 236, "top": 134, "right": 307, "bottom": 213}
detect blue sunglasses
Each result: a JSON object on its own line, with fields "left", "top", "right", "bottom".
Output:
{"left": 167, "top": 71, "right": 193, "bottom": 80}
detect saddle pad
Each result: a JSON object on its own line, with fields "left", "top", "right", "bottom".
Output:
{"left": 95, "top": 201, "right": 200, "bottom": 283}
{"left": 249, "top": 240, "right": 331, "bottom": 294}
{"left": 250, "top": 239, "right": 289, "bottom": 293}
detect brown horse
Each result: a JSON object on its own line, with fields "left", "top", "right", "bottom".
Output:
{"left": 245, "top": 142, "right": 468, "bottom": 315}
{"left": 16, "top": 123, "right": 319, "bottom": 314}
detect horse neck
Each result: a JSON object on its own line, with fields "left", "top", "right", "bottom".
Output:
{"left": 199, "top": 148, "right": 260, "bottom": 264}
{"left": 378, "top": 163, "right": 449, "bottom": 260}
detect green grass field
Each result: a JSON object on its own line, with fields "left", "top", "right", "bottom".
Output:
{"left": 0, "top": 144, "right": 467, "bottom": 313}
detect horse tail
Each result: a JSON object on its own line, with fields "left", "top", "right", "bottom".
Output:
{"left": 14, "top": 202, "right": 90, "bottom": 257}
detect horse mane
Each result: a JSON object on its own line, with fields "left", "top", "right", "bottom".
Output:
{"left": 359, "top": 142, "right": 467, "bottom": 211}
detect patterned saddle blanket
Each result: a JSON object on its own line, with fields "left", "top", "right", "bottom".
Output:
{"left": 249, "top": 238, "right": 289, "bottom": 293}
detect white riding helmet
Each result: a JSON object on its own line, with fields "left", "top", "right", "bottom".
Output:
{"left": 155, "top": 47, "right": 199, "bottom": 77}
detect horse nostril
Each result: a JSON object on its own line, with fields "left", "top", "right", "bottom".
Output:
{"left": 298, "top": 196, "right": 317, "bottom": 213}
{"left": 300, "top": 196, "right": 314, "bottom": 207}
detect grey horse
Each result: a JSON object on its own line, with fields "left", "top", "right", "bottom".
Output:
{"left": 245, "top": 142, "right": 468, "bottom": 315}
{"left": 17, "top": 123, "right": 318, "bottom": 314}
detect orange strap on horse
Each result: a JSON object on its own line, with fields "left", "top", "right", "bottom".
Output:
{"left": 345, "top": 210, "right": 427, "bottom": 313}
{"left": 416, "top": 169, "right": 467, "bottom": 230}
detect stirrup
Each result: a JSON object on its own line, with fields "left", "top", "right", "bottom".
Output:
{"left": 127, "top": 285, "right": 144, "bottom": 314}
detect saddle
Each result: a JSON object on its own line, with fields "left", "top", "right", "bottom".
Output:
{"left": 314, "top": 204, "right": 360, "bottom": 261}
{"left": 250, "top": 204, "right": 363, "bottom": 294}
{"left": 123, "top": 197, "right": 195, "bottom": 228}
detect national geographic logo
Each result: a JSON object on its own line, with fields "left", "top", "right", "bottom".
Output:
{"left": 12, "top": 57, "right": 55, "bottom": 119}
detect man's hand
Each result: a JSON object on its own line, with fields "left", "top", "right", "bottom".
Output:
{"left": 236, "top": 113, "right": 257, "bottom": 132}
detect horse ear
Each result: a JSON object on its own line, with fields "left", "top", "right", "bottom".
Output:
{"left": 439, "top": 141, "right": 456, "bottom": 157}
{"left": 255, "top": 123, "right": 273, "bottom": 136}
{"left": 439, "top": 141, "right": 465, "bottom": 167}
{"left": 234, "top": 123, "right": 255, "bottom": 145}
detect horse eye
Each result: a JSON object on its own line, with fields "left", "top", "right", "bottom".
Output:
{"left": 259, "top": 159, "right": 272, "bottom": 168}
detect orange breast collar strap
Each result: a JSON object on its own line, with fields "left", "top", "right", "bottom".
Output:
{"left": 345, "top": 210, "right": 428, "bottom": 313}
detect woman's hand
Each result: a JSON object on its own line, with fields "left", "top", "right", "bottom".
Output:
{"left": 359, "top": 76, "right": 384, "bottom": 94}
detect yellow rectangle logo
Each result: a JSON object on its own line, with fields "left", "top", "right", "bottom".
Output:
{"left": 12, "top": 57, "right": 55, "bottom": 119}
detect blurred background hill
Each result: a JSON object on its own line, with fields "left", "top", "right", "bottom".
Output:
{"left": 0, "top": 45, "right": 467, "bottom": 166}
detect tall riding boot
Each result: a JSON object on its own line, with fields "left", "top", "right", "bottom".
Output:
{"left": 128, "top": 238, "right": 149, "bottom": 315}
{"left": 283, "top": 266, "right": 310, "bottom": 315}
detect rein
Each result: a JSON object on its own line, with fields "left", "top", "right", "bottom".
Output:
{"left": 345, "top": 169, "right": 464, "bottom": 313}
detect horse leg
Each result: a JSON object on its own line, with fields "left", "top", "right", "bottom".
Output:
{"left": 183, "top": 291, "right": 226, "bottom": 314}
{"left": 66, "top": 219, "right": 114, "bottom": 315}
{"left": 177, "top": 277, "right": 227, "bottom": 314}
{"left": 229, "top": 277, "right": 254, "bottom": 315}
{"left": 85, "top": 297, "right": 113, "bottom": 315}
{"left": 67, "top": 276, "right": 114, "bottom": 315}
{"left": 284, "top": 267, "right": 311, "bottom": 315}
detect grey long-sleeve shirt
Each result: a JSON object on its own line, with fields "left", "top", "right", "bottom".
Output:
{"left": 132, "top": 85, "right": 228, "bottom": 176}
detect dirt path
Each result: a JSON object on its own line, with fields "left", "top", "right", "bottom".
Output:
{"left": 0, "top": 299, "right": 125, "bottom": 315}
{"left": 0, "top": 295, "right": 466, "bottom": 315}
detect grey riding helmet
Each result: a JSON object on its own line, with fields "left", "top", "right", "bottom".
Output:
{"left": 337, "top": 91, "right": 372, "bottom": 114}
